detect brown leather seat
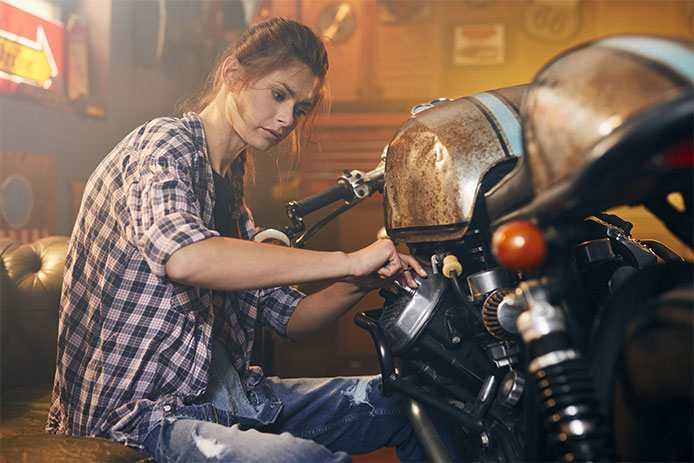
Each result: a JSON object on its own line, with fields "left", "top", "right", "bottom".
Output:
{"left": 0, "top": 236, "right": 151, "bottom": 462}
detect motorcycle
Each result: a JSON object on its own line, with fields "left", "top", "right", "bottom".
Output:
{"left": 265, "top": 35, "right": 693, "bottom": 461}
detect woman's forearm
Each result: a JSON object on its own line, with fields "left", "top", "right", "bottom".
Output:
{"left": 286, "top": 282, "right": 367, "bottom": 339}
{"left": 165, "top": 236, "right": 353, "bottom": 290}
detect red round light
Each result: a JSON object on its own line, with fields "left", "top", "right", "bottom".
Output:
{"left": 492, "top": 221, "right": 547, "bottom": 271}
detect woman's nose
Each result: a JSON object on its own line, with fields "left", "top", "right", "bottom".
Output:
{"left": 277, "top": 104, "right": 294, "bottom": 127}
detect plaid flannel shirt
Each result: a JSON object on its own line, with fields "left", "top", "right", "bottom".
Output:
{"left": 46, "top": 113, "right": 304, "bottom": 450}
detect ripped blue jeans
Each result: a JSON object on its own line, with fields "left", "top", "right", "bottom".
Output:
{"left": 142, "top": 341, "right": 461, "bottom": 462}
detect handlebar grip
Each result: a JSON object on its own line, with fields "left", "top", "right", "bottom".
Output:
{"left": 292, "top": 181, "right": 354, "bottom": 217}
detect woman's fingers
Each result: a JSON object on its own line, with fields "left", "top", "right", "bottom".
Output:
{"left": 374, "top": 240, "right": 402, "bottom": 278}
{"left": 377, "top": 248, "right": 429, "bottom": 282}
{"left": 355, "top": 240, "right": 430, "bottom": 293}
{"left": 391, "top": 254, "right": 427, "bottom": 289}
{"left": 377, "top": 262, "right": 397, "bottom": 278}
{"left": 400, "top": 253, "right": 427, "bottom": 278}
{"left": 401, "top": 269, "right": 417, "bottom": 289}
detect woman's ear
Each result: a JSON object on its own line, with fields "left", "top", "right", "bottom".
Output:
{"left": 222, "top": 57, "right": 241, "bottom": 89}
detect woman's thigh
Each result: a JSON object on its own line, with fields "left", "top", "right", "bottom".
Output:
{"left": 263, "top": 375, "right": 426, "bottom": 459}
{"left": 146, "top": 416, "right": 351, "bottom": 463}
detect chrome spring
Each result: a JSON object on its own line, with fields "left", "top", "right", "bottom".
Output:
{"left": 532, "top": 358, "right": 612, "bottom": 461}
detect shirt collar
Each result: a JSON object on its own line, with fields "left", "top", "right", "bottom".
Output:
{"left": 182, "top": 112, "right": 208, "bottom": 156}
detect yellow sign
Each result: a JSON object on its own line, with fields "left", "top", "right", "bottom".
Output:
{"left": 0, "top": 26, "right": 57, "bottom": 88}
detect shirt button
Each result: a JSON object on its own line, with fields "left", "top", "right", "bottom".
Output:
{"left": 163, "top": 405, "right": 172, "bottom": 412}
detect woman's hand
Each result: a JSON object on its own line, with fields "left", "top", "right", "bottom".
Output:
{"left": 344, "top": 239, "right": 427, "bottom": 293}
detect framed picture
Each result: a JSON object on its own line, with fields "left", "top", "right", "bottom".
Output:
{"left": 453, "top": 23, "right": 505, "bottom": 66}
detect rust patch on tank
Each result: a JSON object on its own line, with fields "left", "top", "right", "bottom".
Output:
{"left": 385, "top": 89, "right": 526, "bottom": 242}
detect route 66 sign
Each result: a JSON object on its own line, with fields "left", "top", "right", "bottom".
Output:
{"left": 523, "top": 0, "right": 581, "bottom": 42}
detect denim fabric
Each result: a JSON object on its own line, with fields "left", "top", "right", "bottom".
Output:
{"left": 194, "top": 340, "right": 283, "bottom": 429}
{"left": 142, "top": 341, "right": 461, "bottom": 462}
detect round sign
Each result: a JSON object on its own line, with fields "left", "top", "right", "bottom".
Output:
{"left": 317, "top": 2, "right": 358, "bottom": 44}
{"left": 0, "top": 174, "right": 33, "bottom": 228}
{"left": 523, "top": 0, "right": 581, "bottom": 43}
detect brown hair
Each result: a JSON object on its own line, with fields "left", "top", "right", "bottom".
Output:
{"left": 183, "top": 17, "right": 328, "bottom": 114}
{"left": 179, "top": 17, "right": 330, "bottom": 229}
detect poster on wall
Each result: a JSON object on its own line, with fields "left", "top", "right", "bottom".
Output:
{"left": 0, "top": 0, "right": 66, "bottom": 107}
{"left": 453, "top": 24, "right": 505, "bottom": 66}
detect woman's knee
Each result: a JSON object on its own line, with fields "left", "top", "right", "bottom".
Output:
{"left": 156, "top": 417, "right": 351, "bottom": 462}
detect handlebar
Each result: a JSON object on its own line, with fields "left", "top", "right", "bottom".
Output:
{"left": 286, "top": 180, "right": 354, "bottom": 220}
{"left": 283, "top": 147, "right": 388, "bottom": 246}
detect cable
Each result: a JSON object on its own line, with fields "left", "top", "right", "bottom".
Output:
{"left": 294, "top": 200, "right": 361, "bottom": 248}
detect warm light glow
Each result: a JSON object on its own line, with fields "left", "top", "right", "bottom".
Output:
{"left": 598, "top": 115, "right": 623, "bottom": 135}
{"left": 492, "top": 220, "right": 547, "bottom": 271}
{"left": 667, "top": 192, "right": 686, "bottom": 212}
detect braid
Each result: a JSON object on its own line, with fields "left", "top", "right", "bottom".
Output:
{"left": 228, "top": 151, "right": 247, "bottom": 222}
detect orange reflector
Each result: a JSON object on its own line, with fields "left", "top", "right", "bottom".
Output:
{"left": 492, "top": 221, "right": 547, "bottom": 271}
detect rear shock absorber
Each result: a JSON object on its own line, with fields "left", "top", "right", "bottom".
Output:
{"left": 514, "top": 281, "right": 613, "bottom": 461}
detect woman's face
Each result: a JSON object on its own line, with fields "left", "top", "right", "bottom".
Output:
{"left": 225, "top": 62, "right": 320, "bottom": 152}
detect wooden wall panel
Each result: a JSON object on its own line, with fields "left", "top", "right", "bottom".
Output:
{"left": 300, "top": 112, "right": 409, "bottom": 196}
{"left": 371, "top": 3, "right": 442, "bottom": 100}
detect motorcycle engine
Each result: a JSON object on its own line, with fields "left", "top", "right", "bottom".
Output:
{"left": 379, "top": 261, "right": 523, "bottom": 403}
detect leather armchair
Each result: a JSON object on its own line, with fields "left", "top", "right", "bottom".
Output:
{"left": 0, "top": 236, "right": 151, "bottom": 462}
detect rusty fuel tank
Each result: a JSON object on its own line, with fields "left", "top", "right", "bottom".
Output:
{"left": 522, "top": 35, "right": 693, "bottom": 199}
{"left": 385, "top": 85, "right": 527, "bottom": 243}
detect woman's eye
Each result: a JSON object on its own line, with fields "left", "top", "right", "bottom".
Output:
{"left": 273, "top": 90, "right": 285, "bottom": 102}
{"left": 294, "top": 107, "right": 307, "bottom": 118}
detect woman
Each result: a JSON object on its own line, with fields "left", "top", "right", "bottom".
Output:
{"left": 47, "top": 18, "right": 458, "bottom": 462}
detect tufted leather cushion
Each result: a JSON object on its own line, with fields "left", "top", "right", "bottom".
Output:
{"left": 0, "top": 236, "right": 68, "bottom": 391}
{"left": 0, "top": 236, "right": 152, "bottom": 462}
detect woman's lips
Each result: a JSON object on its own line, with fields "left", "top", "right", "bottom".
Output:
{"left": 263, "top": 128, "right": 280, "bottom": 140}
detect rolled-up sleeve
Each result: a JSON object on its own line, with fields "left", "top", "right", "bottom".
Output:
{"left": 140, "top": 211, "right": 218, "bottom": 278}
{"left": 258, "top": 286, "right": 305, "bottom": 340}
{"left": 127, "top": 137, "right": 218, "bottom": 278}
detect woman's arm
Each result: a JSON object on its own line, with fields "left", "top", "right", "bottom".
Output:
{"left": 286, "top": 282, "right": 367, "bottom": 339}
{"left": 166, "top": 236, "right": 423, "bottom": 292}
